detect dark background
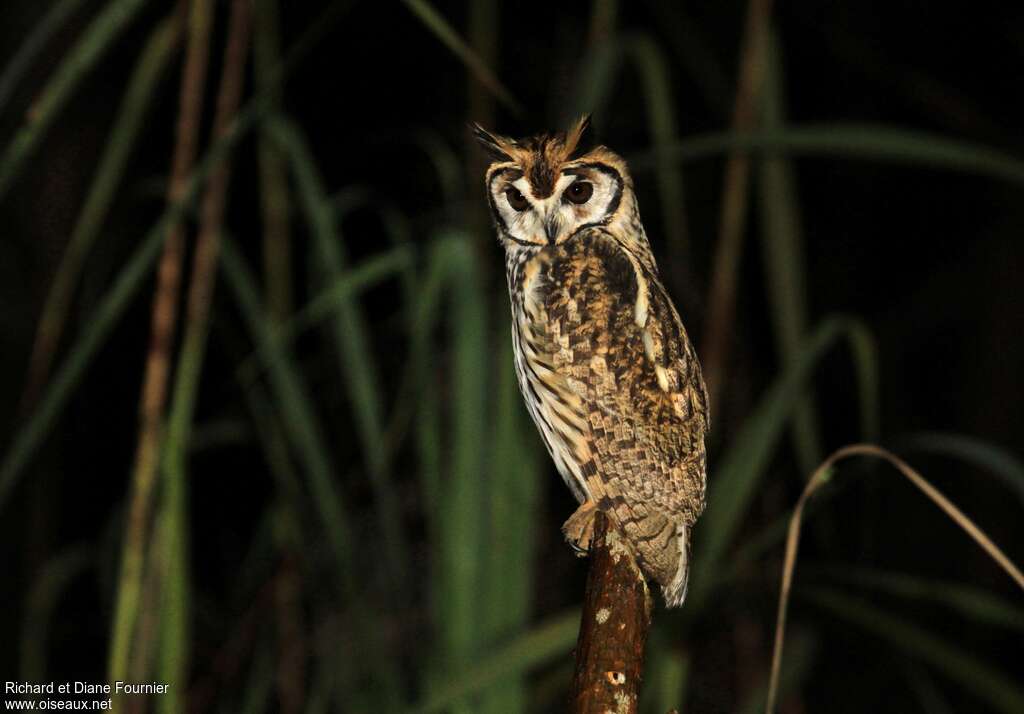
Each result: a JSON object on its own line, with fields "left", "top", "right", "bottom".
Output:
{"left": 1, "top": 1, "right": 1023, "bottom": 712}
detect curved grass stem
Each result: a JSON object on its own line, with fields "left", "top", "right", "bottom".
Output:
{"left": 766, "top": 444, "right": 1024, "bottom": 713}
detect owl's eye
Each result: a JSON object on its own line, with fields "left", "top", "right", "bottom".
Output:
{"left": 565, "top": 181, "right": 593, "bottom": 204}
{"left": 506, "top": 188, "right": 529, "bottom": 212}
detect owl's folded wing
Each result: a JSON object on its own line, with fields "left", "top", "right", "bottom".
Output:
{"left": 547, "top": 230, "right": 708, "bottom": 523}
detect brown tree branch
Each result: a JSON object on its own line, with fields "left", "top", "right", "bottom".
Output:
{"left": 570, "top": 512, "right": 654, "bottom": 714}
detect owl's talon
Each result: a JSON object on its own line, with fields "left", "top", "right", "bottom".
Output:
{"left": 562, "top": 500, "right": 598, "bottom": 555}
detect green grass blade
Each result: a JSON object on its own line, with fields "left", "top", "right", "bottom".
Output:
{"left": 632, "top": 125, "right": 1024, "bottom": 188}
{"left": 155, "top": 470, "right": 189, "bottom": 714}
{"left": 715, "top": 488, "right": 841, "bottom": 591}
{"left": 401, "top": 0, "right": 523, "bottom": 116}
{"left": 737, "top": 633, "right": 815, "bottom": 714}
{"left": 304, "top": 656, "right": 333, "bottom": 714}
{"left": 803, "top": 586, "right": 1024, "bottom": 714}
{"left": 237, "top": 246, "right": 414, "bottom": 382}
{"left": 571, "top": 35, "right": 618, "bottom": 119}
{"left": 239, "top": 383, "right": 303, "bottom": 512}
{"left": 847, "top": 324, "right": 879, "bottom": 442}
{"left": 412, "top": 129, "right": 464, "bottom": 205}
{"left": 0, "top": 0, "right": 351, "bottom": 206}
{"left": 902, "top": 432, "right": 1024, "bottom": 507}
{"left": 0, "top": 0, "right": 89, "bottom": 113}
{"left": 154, "top": 0, "right": 252, "bottom": 697}
{"left": 411, "top": 609, "right": 580, "bottom": 714}
{"left": 24, "top": 12, "right": 179, "bottom": 413}
{"left": 817, "top": 566, "right": 1024, "bottom": 633}
{"left": 0, "top": 0, "right": 149, "bottom": 201}
{"left": 3, "top": 0, "right": 360, "bottom": 509}
{"left": 639, "top": 0, "right": 731, "bottom": 117}
{"left": 410, "top": 235, "right": 495, "bottom": 710}
{"left": 331, "top": 192, "right": 418, "bottom": 301}
{"left": 12, "top": 3, "right": 361, "bottom": 490}
{"left": 905, "top": 664, "right": 955, "bottom": 714}
{"left": 690, "top": 317, "right": 878, "bottom": 607}
{"left": 0, "top": 106, "right": 261, "bottom": 512}
{"left": 220, "top": 239, "right": 354, "bottom": 583}
{"left": 267, "top": 116, "right": 408, "bottom": 590}
{"left": 437, "top": 233, "right": 489, "bottom": 676}
{"left": 757, "top": 29, "right": 821, "bottom": 474}
{"left": 20, "top": 546, "right": 93, "bottom": 681}
{"left": 467, "top": 0, "right": 498, "bottom": 158}
{"left": 641, "top": 644, "right": 689, "bottom": 714}
{"left": 225, "top": 234, "right": 408, "bottom": 691}
{"left": 290, "top": 244, "right": 411, "bottom": 335}
{"left": 239, "top": 638, "right": 275, "bottom": 714}
{"left": 480, "top": 326, "right": 542, "bottom": 713}
{"left": 224, "top": 241, "right": 413, "bottom": 708}
{"left": 572, "top": 33, "right": 691, "bottom": 278}
{"left": 410, "top": 242, "right": 451, "bottom": 548}
{"left": 331, "top": 195, "right": 427, "bottom": 488}
{"left": 587, "top": 0, "right": 618, "bottom": 45}
{"left": 625, "top": 35, "right": 691, "bottom": 280}
{"left": 254, "top": 0, "right": 292, "bottom": 322}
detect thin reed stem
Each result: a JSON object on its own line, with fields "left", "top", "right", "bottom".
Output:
{"left": 766, "top": 444, "right": 1024, "bottom": 713}
{"left": 254, "top": 0, "right": 293, "bottom": 322}
{"left": 0, "top": 0, "right": 88, "bottom": 113}
{"left": 20, "top": 16, "right": 180, "bottom": 412}
{"left": 0, "top": 0, "right": 149, "bottom": 201}
{"left": 402, "top": 0, "right": 523, "bottom": 117}
{"left": 587, "top": 0, "right": 618, "bottom": 47}
{"left": 702, "top": 0, "right": 774, "bottom": 414}
{"left": 108, "top": 0, "right": 213, "bottom": 694}
{"left": 156, "top": 0, "right": 252, "bottom": 708}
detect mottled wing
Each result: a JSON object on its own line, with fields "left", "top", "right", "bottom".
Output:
{"left": 545, "top": 229, "right": 708, "bottom": 589}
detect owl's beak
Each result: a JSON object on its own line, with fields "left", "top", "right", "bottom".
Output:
{"left": 544, "top": 214, "right": 561, "bottom": 244}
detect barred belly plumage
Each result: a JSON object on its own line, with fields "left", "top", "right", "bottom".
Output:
{"left": 507, "top": 253, "right": 591, "bottom": 505}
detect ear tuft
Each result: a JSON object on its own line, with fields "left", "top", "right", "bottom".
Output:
{"left": 470, "top": 123, "right": 514, "bottom": 162}
{"left": 565, "top": 114, "right": 594, "bottom": 157}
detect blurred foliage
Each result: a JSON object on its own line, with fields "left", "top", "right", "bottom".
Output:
{"left": 1, "top": 1, "right": 1023, "bottom": 713}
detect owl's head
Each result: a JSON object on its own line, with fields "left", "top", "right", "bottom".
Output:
{"left": 474, "top": 117, "right": 637, "bottom": 251}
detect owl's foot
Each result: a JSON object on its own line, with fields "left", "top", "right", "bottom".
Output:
{"left": 562, "top": 500, "right": 597, "bottom": 557}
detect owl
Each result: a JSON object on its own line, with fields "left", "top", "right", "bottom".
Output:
{"left": 474, "top": 116, "right": 709, "bottom": 607}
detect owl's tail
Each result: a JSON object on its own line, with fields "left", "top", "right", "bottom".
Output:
{"left": 617, "top": 507, "right": 692, "bottom": 608}
{"left": 660, "top": 524, "right": 691, "bottom": 608}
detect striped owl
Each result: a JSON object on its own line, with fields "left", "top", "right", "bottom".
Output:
{"left": 474, "top": 117, "right": 709, "bottom": 607}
